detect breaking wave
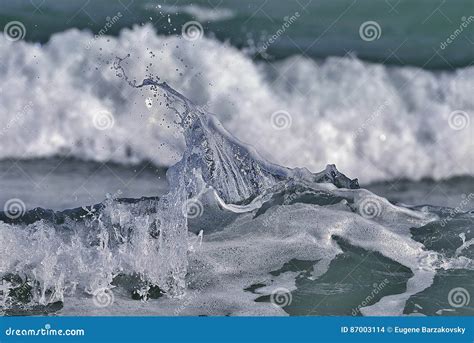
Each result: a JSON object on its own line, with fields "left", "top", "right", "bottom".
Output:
{"left": 0, "top": 58, "right": 472, "bottom": 316}
{"left": 0, "top": 25, "right": 472, "bottom": 183}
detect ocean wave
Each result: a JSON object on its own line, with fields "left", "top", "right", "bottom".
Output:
{"left": 0, "top": 25, "right": 472, "bottom": 182}
{"left": 0, "top": 58, "right": 472, "bottom": 316}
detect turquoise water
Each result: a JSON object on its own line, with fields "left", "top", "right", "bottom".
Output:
{"left": 0, "top": 74, "right": 472, "bottom": 316}
{"left": 1, "top": 0, "right": 473, "bottom": 68}
{"left": 0, "top": 0, "right": 473, "bottom": 318}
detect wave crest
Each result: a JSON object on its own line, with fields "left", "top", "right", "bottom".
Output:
{"left": 0, "top": 25, "right": 472, "bottom": 183}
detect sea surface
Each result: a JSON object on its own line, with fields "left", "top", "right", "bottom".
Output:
{"left": 1, "top": 0, "right": 473, "bottom": 68}
{"left": 0, "top": 0, "right": 473, "bottom": 316}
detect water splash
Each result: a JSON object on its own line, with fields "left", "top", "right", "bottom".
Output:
{"left": 0, "top": 59, "right": 472, "bottom": 316}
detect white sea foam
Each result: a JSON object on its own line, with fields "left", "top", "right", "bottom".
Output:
{"left": 1, "top": 56, "right": 472, "bottom": 316}
{"left": 0, "top": 25, "right": 472, "bottom": 183}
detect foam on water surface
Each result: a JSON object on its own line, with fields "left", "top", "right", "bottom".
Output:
{"left": 0, "top": 28, "right": 473, "bottom": 316}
